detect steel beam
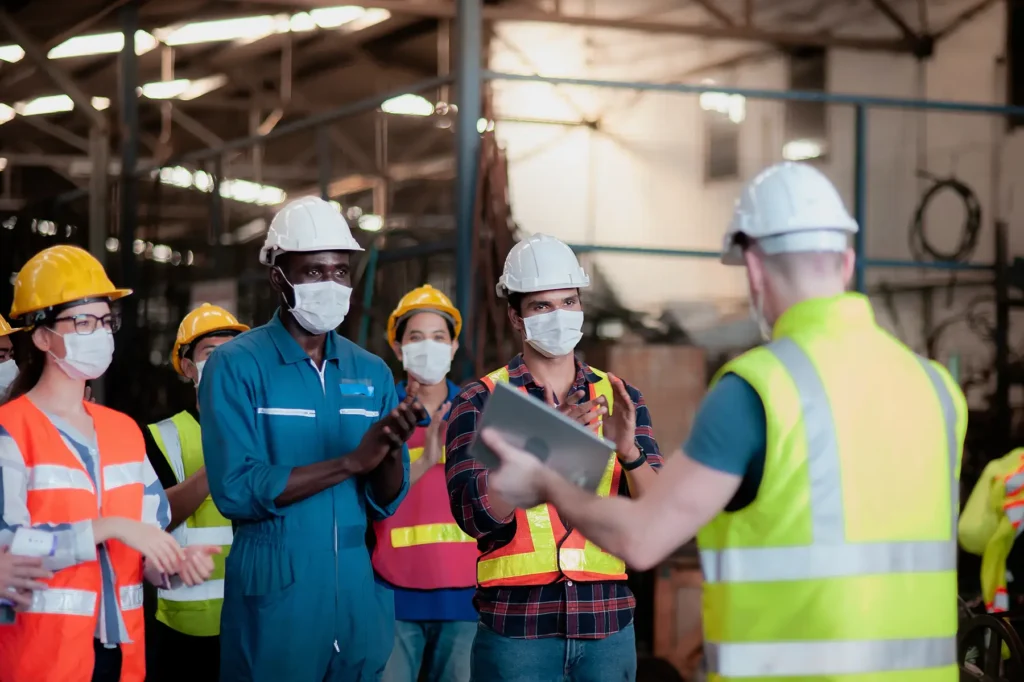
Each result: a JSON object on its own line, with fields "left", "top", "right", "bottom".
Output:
{"left": 0, "top": 9, "right": 107, "bottom": 130}
{"left": 231, "top": 0, "right": 916, "bottom": 52}
{"left": 690, "top": 0, "right": 735, "bottom": 26}
{"left": 868, "top": 0, "right": 920, "bottom": 42}
{"left": 169, "top": 108, "right": 224, "bottom": 148}
{"left": 17, "top": 116, "right": 91, "bottom": 152}
{"left": 455, "top": 0, "right": 482, "bottom": 370}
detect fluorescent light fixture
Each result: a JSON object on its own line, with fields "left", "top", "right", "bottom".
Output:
{"left": 13, "top": 95, "right": 109, "bottom": 116}
{"left": 0, "top": 45, "right": 24, "bottom": 63}
{"left": 105, "top": 238, "right": 120, "bottom": 253}
{"left": 381, "top": 93, "right": 434, "bottom": 117}
{"left": 151, "top": 244, "right": 173, "bottom": 263}
{"left": 48, "top": 30, "right": 157, "bottom": 59}
{"left": 699, "top": 91, "right": 746, "bottom": 124}
{"left": 157, "top": 166, "right": 287, "bottom": 206}
{"left": 358, "top": 214, "right": 383, "bottom": 232}
{"left": 0, "top": 157, "right": 7, "bottom": 172}
{"left": 157, "top": 15, "right": 288, "bottom": 46}
{"left": 477, "top": 118, "right": 495, "bottom": 133}
{"left": 0, "top": 105, "right": 13, "bottom": 126}
{"left": 344, "top": 8, "right": 390, "bottom": 32}
{"left": 783, "top": 139, "right": 823, "bottom": 161}
{"left": 139, "top": 75, "right": 228, "bottom": 101}
{"left": 310, "top": 6, "right": 365, "bottom": 28}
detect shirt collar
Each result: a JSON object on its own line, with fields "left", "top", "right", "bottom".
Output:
{"left": 772, "top": 292, "right": 876, "bottom": 340}
{"left": 505, "top": 353, "right": 599, "bottom": 395}
{"left": 267, "top": 308, "right": 345, "bottom": 365}
{"left": 396, "top": 379, "right": 461, "bottom": 426}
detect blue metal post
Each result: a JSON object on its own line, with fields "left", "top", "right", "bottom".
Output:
{"left": 853, "top": 105, "right": 868, "bottom": 293}
{"left": 358, "top": 242, "right": 380, "bottom": 348}
{"left": 455, "top": 0, "right": 482, "bottom": 376}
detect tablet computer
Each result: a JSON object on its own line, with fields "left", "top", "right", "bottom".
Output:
{"left": 469, "top": 381, "right": 616, "bottom": 493}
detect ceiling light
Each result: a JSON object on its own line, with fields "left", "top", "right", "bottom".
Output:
{"left": 157, "top": 165, "right": 287, "bottom": 206}
{"left": 139, "top": 74, "right": 227, "bottom": 101}
{"left": 0, "top": 105, "right": 14, "bottom": 126}
{"left": 358, "top": 214, "right": 383, "bottom": 232}
{"left": 0, "top": 158, "right": 7, "bottom": 172}
{"left": 783, "top": 139, "right": 823, "bottom": 161}
{"left": 344, "top": 8, "right": 390, "bottom": 31}
{"left": 0, "top": 45, "right": 24, "bottom": 63}
{"left": 477, "top": 118, "right": 495, "bottom": 133}
{"left": 157, "top": 15, "right": 289, "bottom": 46}
{"left": 310, "top": 6, "right": 366, "bottom": 28}
{"left": 13, "top": 95, "right": 109, "bottom": 116}
{"left": 48, "top": 30, "right": 157, "bottom": 59}
{"left": 381, "top": 93, "right": 434, "bottom": 117}
{"left": 289, "top": 12, "right": 318, "bottom": 32}
{"left": 105, "top": 238, "right": 120, "bottom": 253}
{"left": 699, "top": 91, "right": 746, "bottom": 124}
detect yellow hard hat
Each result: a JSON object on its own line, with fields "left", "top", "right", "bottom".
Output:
{"left": 10, "top": 245, "right": 132, "bottom": 323}
{"left": 386, "top": 285, "right": 462, "bottom": 346}
{"left": 0, "top": 314, "right": 21, "bottom": 337}
{"left": 171, "top": 303, "right": 249, "bottom": 375}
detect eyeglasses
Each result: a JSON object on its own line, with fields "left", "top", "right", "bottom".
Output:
{"left": 52, "top": 312, "right": 122, "bottom": 335}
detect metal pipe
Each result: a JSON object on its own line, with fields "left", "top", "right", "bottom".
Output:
{"left": 853, "top": 105, "right": 868, "bottom": 293}
{"left": 456, "top": 0, "right": 482, "bottom": 370}
{"left": 119, "top": 4, "right": 139, "bottom": 296}
{"left": 483, "top": 70, "right": 1024, "bottom": 115}
{"left": 88, "top": 128, "right": 109, "bottom": 265}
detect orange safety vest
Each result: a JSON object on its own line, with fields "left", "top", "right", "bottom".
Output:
{"left": 372, "top": 421, "right": 478, "bottom": 590}
{"left": 0, "top": 396, "right": 148, "bottom": 682}
{"left": 475, "top": 365, "right": 628, "bottom": 587}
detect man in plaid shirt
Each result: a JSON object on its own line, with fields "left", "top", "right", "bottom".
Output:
{"left": 444, "top": 234, "right": 662, "bottom": 682}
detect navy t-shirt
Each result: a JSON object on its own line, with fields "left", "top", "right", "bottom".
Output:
{"left": 683, "top": 373, "right": 767, "bottom": 510}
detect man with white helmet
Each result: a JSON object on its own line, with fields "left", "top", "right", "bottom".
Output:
{"left": 445, "top": 233, "right": 663, "bottom": 682}
{"left": 199, "top": 196, "right": 426, "bottom": 682}
{"left": 477, "top": 163, "right": 968, "bottom": 681}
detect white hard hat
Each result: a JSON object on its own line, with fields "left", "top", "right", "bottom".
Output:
{"left": 259, "top": 196, "right": 364, "bottom": 266}
{"left": 496, "top": 233, "right": 590, "bottom": 298}
{"left": 722, "top": 162, "right": 858, "bottom": 266}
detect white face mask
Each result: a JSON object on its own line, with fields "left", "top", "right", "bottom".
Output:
{"left": 281, "top": 272, "right": 352, "bottom": 335}
{"left": 50, "top": 329, "right": 115, "bottom": 381}
{"left": 523, "top": 309, "right": 584, "bottom": 359}
{"left": 402, "top": 340, "right": 452, "bottom": 386}
{"left": 193, "top": 360, "right": 207, "bottom": 387}
{"left": 749, "top": 287, "right": 772, "bottom": 342}
{"left": 0, "top": 360, "right": 17, "bottom": 397}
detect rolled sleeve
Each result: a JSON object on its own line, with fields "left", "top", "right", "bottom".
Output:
{"left": 364, "top": 373, "right": 410, "bottom": 520}
{"left": 200, "top": 346, "right": 292, "bottom": 521}
{"left": 0, "top": 430, "right": 97, "bottom": 571}
{"left": 445, "top": 384, "right": 514, "bottom": 539}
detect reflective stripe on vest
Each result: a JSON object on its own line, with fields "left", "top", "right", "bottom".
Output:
{"left": 475, "top": 365, "right": 626, "bottom": 586}
{"left": 701, "top": 337, "right": 960, "bottom": 678}
{"left": 150, "top": 413, "right": 230, "bottom": 637}
{"left": 390, "top": 523, "right": 475, "bottom": 548}
{"left": 26, "top": 464, "right": 95, "bottom": 493}
{"left": 701, "top": 343, "right": 958, "bottom": 586}
{"left": 26, "top": 588, "right": 97, "bottom": 617}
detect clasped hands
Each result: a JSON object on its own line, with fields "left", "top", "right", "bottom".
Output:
{"left": 346, "top": 381, "right": 429, "bottom": 475}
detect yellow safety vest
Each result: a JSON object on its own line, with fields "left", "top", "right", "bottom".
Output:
{"left": 959, "top": 448, "right": 1024, "bottom": 613}
{"left": 149, "top": 411, "right": 232, "bottom": 637}
{"left": 696, "top": 293, "right": 966, "bottom": 682}
{"left": 475, "top": 365, "right": 627, "bottom": 586}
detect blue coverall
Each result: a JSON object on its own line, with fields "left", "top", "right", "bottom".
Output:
{"left": 200, "top": 311, "right": 410, "bottom": 682}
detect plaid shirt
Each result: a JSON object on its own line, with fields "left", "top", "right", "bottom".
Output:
{"left": 444, "top": 354, "right": 663, "bottom": 639}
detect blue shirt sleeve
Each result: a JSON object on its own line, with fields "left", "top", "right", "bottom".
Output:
{"left": 364, "top": 366, "right": 410, "bottom": 520}
{"left": 201, "top": 345, "right": 292, "bottom": 521}
{"left": 684, "top": 373, "right": 766, "bottom": 478}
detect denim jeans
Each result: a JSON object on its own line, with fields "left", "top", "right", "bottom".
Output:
{"left": 470, "top": 623, "right": 636, "bottom": 682}
{"left": 383, "top": 620, "right": 476, "bottom": 682}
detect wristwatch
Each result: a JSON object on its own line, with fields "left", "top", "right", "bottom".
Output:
{"left": 619, "top": 441, "right": 648, "bottom": 471}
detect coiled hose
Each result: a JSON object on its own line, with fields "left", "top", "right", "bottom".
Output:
{"left": 908, "top": 173, "right": 982, "bottom": 263}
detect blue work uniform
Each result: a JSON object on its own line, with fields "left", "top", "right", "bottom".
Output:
{"left": 200, "top": 311, "right": 410, "bottom": 682}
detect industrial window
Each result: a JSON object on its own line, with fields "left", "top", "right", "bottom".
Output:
{"left": 783, "top": 47, "right": 828, "bottom": 162}
{"left": 701, "top": 87, "right": 745, "bottom": 181}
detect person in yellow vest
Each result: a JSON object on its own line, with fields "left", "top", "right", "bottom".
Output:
{"left": 445, "top": 234, "right": 663, "bottom": 682}
{"left": 477, "top": 162, "right": 968, "bottom": 681}
{"left": 960, "top": 448, "right": 1024, "bottom": 615}
{"left": 143, "top": 303, "right": 249, "bottom": 682}
{"left": 373, "top": 285, "right": 478, "bottom": 682}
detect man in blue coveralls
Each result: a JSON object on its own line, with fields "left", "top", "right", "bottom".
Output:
{"left": 200, "top": 196, "right": 427, "bottom": 682}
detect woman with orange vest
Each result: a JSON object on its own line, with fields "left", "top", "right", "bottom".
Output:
{"left": 0, "top": 245, "right": 220, "bottom": 682}
{"left": 373, "top": 285, "right": 479, "bottom": 682}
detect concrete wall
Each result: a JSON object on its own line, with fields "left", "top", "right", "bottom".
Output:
{"left": 491, "top": 0, "right": 1024, "bottom": 404}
